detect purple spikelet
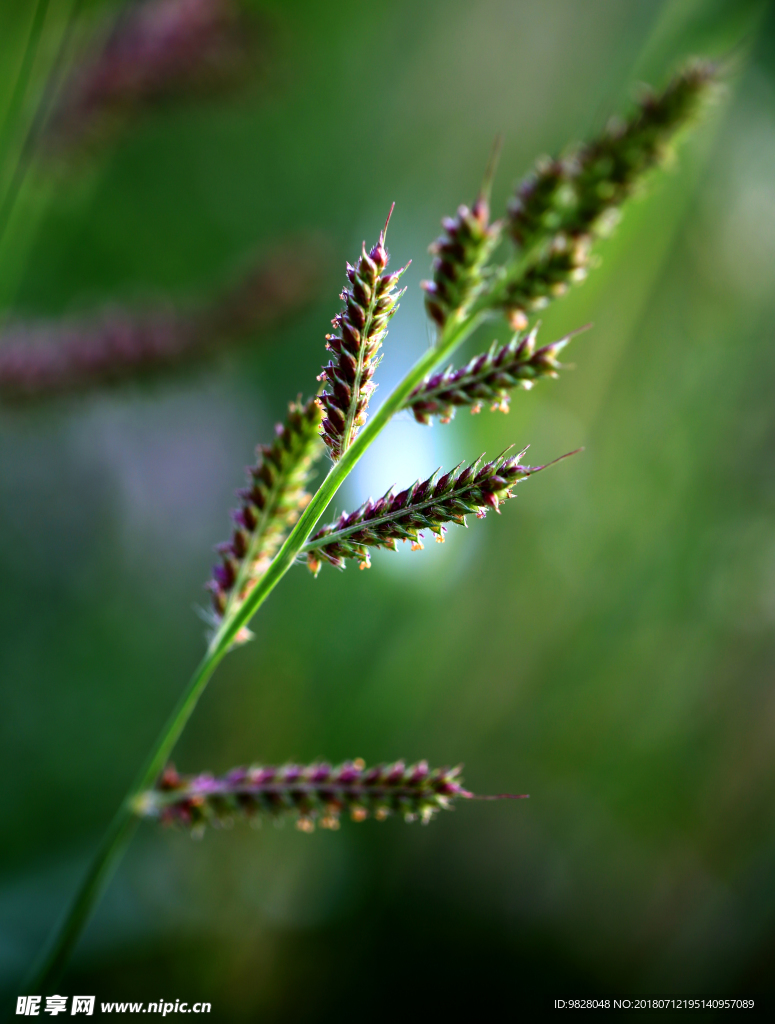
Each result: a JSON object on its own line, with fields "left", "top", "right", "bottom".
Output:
{"left": 305, "top": 448, "right": 576, "bottom": 574}
{"left": 0, "top": 307, "right": 196, "bottom": 399}
{"left": 508, "top": 60, "right": 715, "bottom": 253}
{"left": 0, "top": 243, "right": 321, "bottom": 401}
{"left": 501, "top": 61, "right": 715, "bottom": 325}
{"left": 421, "top": 143, "right": 502, "bottom": 327}
{"left": 406, "top": 323, "right": 588, "bottom": 423}
{"left": 138, "top": 759, "right": 476, "bottom": 832}
{"left": 44, "top": 0, "right": 265, "bottom": 155}
{"left": 207, "top": 397, "right": 322, "bottom": 639}
{"left": 317, "top": 208, "right": 408, "bottom": 461}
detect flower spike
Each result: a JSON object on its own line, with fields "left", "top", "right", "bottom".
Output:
{"left": 421, "top": 138, "right": 503, "bottom": 327}
{"left": 137, "top": 760, "right": 481, "bottom": 832}
{"left": 500, "top": 60, "right": 716, "bottom": 323}
{"left": 207, "top": 397, "right": 322, "bottom": 639}
{"left": 405, "top": 323, "right": 590, "bottom": 423}
{"left": 317, "top": 208, "right": 408, "bottom": 460}
{"left": 0, "top": 242, "right": 322, "bottom": 401}
{"left": 508, "top": 60, "right": 716, "bottom": 252}
{"left": 304, "top": 448, "right": 578, "bottom": 573}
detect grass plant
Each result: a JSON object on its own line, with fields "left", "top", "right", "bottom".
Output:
{"left": 5, "top": 41, "right": 715, "bottom": 989}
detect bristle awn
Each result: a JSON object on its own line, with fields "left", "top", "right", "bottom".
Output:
{"left": 470, "top": 793, "right": 530, "bottom": 801}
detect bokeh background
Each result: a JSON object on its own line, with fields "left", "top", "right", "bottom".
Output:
{"left": 2, "top": 0, "right": 775, "bottom": 1016}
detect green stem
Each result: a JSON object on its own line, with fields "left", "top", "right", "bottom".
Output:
{"left": 27, "top": 305, "right": 488, "bottom": 991}
{"left": 27, "top": 644, "right": 227, "bottom": 990}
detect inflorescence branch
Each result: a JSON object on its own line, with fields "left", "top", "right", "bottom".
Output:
{"left": 508, "top": 60, "right": 715, "bottom": 252}
{"left": 137, "top": 760, "right": 479, "bottom": 832}
{"left": 497, "top": 60, "right": 715, "bottom": 323}
{"left": 207, "top": 397, "right": 322, "bottom": 640}
{"left": 421, "top": 140, "right": 502, "bottom": 327}
{"left": 317, "top": 207, "right": 408, "bottom": 461}
{"left": 304, "top": 449, "right": 575, "bottom": 574}
{"left": 405, "top": 323, "right": 589, "bottom": 423}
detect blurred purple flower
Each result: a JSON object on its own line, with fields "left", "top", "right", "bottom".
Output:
{"left": 45, "top": 0, "right": 266, "bottom": 153}
{"left": 0, "top": 239, "right": 324, "bottom": 399}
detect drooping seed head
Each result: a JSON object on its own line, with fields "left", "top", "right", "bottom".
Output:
{"left": 43, "top": 0, "right": 266, "bottom": 156}
{"left": 0, "top": 243, "right": 321, "bottom": 402}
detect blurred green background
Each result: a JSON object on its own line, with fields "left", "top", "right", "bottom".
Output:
{"left": 2, "top": 0, "right": 775, "bottom": 1016}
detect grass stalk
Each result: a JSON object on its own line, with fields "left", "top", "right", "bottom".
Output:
{"left": 27, "top": 302, "right": 487, "bottom": 990}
